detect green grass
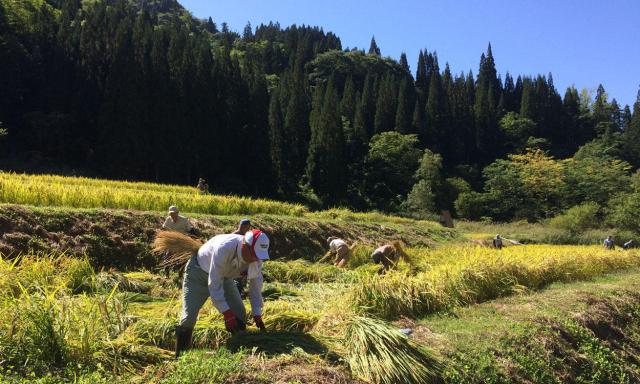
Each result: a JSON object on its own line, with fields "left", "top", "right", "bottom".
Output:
{"left": 457, "top": 219, "right": 636, "bottom": 246}
{"left": 419, "top": 269, "right": 640, "bottom": 383}
{"left": 159, "top": 349, "right": 245, "bottom": 384}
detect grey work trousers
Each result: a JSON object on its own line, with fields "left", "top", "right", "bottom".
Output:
{"left": 178, "top": 254, "right": 246, "bottom": 329}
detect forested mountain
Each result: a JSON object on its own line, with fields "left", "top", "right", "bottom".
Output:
{"left": 1, "top": 0, "right": 639, "bottom": 221}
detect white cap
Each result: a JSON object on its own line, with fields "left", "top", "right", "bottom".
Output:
{"left": 244, "top": 229, "right": 270, "bottom": 260}
{"left": 168, "top": 205, "right": 179, "bottom": 214}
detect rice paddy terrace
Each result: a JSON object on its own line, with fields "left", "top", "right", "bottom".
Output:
{"left": 1, "top": 173, "right": 640, "bottom": 383}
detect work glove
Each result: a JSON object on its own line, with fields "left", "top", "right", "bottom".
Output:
{"left": 254, "top": 315, "right": 266, "bottom": 331}
{"left": 223, "top": 310, "right": 239, "bottom": 333}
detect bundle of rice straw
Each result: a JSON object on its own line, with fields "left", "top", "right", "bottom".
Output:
{"left": 152, "top": 231, "right": 203, "bottom": 268}
{"left": 345, "top": 316, "right": 441, "bottom": 384}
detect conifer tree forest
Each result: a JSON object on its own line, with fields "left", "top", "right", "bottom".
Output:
{"left": 2, "top": 0, "right": 640, "bottom": 223}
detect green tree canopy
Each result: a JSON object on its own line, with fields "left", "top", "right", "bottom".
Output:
{"left": 364, "top": 132, "right": 422, "bottom": 211}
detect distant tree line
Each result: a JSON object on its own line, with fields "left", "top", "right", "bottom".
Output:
{"left": 1, "top": 0, "right": 639, "bottom": 221}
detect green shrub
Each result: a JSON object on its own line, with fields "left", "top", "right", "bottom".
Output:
{"left": 549, "top": 202, "right": 600, "bottom": 233}
{"left": 455, "top": 191, "right": 493, "bottom": 221}
{"left": 608, "top": 191, "right": 640, "bottom": 230}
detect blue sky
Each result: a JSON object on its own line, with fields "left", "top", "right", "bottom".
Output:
{"left": 180, "top": 0, "right": 640, "bottom": 107}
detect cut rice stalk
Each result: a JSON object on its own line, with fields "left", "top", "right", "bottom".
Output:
{"left": 344, "top": 316, "right": 441, "bottom": 384}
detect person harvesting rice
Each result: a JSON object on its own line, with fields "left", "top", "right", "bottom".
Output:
{"left": 153, "top": 229, "right": 271, "bottom": 357}
{"left": 160, "top": 205, "right": 197, "bottom": 276}
{"left": 232, "top": 218, "right": 252, "bottom": 235}
{"left": 322, "top": 236, "right": 352, "bottom": 268}
{"left": 371, "top": 241, "right": 409, "bottom": 274}
{"left": 162, "top": 205, "right": 195, "bottom": 235}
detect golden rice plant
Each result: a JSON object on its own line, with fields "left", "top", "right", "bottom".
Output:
{"left": 0, "top": 254, "right": 169, "bottom": 376}
{"left": 263, "top": 260, "right": 345, "bottom": 283}
{"left": 1, "top": 173, "right": 197, "bottom": 194}
{"left": 0, "top": 172, "right": 307, "bottom": 215}
{"left": 352, "top": 245, "right": 640, "bottom": 319}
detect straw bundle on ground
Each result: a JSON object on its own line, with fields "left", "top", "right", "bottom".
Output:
{"left": 263, "top": 310, "right": 320, "bottom": 332}
{"left": 152, "top": 231, "right": 203, "bottom": 268}
{"left": 344, "top": 316, "right": 441, "bottom": 384}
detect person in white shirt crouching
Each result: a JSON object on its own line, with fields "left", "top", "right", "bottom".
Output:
{"left": 175, "top": 229, "right": 270, "bottom": 357}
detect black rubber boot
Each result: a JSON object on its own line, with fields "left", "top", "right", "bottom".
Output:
{"left": 175, "top": 326, "right": 193, "bottom": 358}
{"left": 237, "top": 318, "right": 247, "bottom": 332}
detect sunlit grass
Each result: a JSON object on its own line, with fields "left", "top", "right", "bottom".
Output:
{"left": 351, "top": 245, "right": 640, "bottom": 319}
{"left": 0, "top": 172, "right": 307, "bottom": 216}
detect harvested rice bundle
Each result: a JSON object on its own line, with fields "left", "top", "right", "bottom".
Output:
{"left": 345, "top": 316, "right": 441, "bottom": 384}
{"left": 263, "top": 310, "right": 320, "bottom": 332}
{"left": 128, "top": 318, "right": 177, "bottom": 349}
{"left": 262, "top": 284, "right": 301, "bottom": 301}
{"left": 152, "top": 231, "right": 203, "bottom": 269}
{"left": 226, "top": 330, "right": 328, "bottom": 355}
{"left": 192, "top": 324, "right": 228, "bottom": 349}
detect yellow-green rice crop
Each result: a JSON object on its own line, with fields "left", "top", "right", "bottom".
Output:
{"left": 0, "top": 172, "right": 307, "bottom": 215}
{"left": 351, "top": 245, "right": 640, "bottom": 319}
{"left": 0, "top": 255, "right": 172, "bottom": 376}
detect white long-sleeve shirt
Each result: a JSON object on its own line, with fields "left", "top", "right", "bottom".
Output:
{"left": 329, "top": 238, "right": 348, "bottom": 253}
{"left": 197, "top": 234, "right": 263, "bottom": 316}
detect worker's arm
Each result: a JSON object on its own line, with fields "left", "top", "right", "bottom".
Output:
{"left": 162, "top": 217, "right": 169, "bottom": 230}
{"left": 207, "top": 260, "right": 230, "bottom": 314}
{"left": 318, "top": 250, "right": 333, "bottom": 263}
{"left": 247, "top": 273, "right": 264, "bottom": 317}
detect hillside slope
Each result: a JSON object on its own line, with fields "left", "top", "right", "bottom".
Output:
{"left": 0, "top": 204, "right": 457, "bottom": 269}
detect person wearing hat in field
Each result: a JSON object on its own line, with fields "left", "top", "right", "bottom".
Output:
{"left": 233, "top": 218, "right": 251, "bottom": 235}
{"left": 196, "top": 178, "right": 209, "bottom": 194}
{"left": 161, "top": 206, "right": 195, "bottom": 276}
{"left": 322, "top": 236, "right": 351, "bottom": 268}
{"left": 232, "top": 218, "right": 252, "bottom": 296}
{"left": 163, "top": 205, "right": 194, "bottom": 235}
{"left": 174, "top": 229, "right": 270, "bottom": 357}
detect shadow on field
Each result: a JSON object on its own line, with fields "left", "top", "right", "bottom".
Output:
{"left": 226, "top": 331, "right": 328, "bottom": 356}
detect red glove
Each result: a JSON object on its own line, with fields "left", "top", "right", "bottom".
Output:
{"left": 254, "top": 315, "right": 266, "bottom": 331}
{"left": 223, "top": 310, "right": 239, "bottom": 333}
